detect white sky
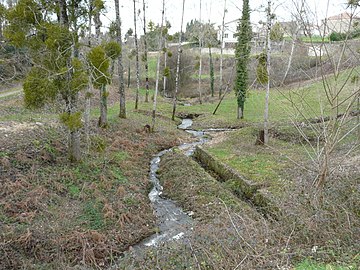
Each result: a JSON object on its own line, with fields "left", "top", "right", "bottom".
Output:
{"left": 102, "top": 0, "right": 353, "bottom": 35}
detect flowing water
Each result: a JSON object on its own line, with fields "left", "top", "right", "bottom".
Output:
{"left": 117, "top": 118, "right": 232, "bottom": 255}
{"left": 139, "top": 118, "right": 209, "bottom": 248}
{"left": 110, "top": 119, "right": 233, "bottom": 267}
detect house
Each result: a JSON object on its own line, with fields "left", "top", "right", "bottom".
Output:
{"left": 218, "top": 20, "right": 267, "bottom": 49}
{"left": 322, "top": 12, "right": 360, "bottom": 35}
{"left": 218, "top": 19, "right": 239, "bottom": 48}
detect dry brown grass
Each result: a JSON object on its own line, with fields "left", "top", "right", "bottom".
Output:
{"left": 0, "top": 109, "right": 187, "bottom": 269}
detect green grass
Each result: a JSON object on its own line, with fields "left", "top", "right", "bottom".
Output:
{"left": 146, "top": 56, "right": 157, "bottom": 79}
{"left": 284, "top": 36, "right": 330, "bottom": 43}
{"left": 80, "top": 201, "right": 105, "bottom": 230}
{"left": 204, "top": 127, "right": 298, "bottom": 195}
{"left": 295, "top": 260, "right": 357, "bottom": 270}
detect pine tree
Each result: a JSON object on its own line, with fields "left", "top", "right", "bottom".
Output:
{"left": 234, "top": 0, "right": 251, "bottom": 119}
{"left": 5, "top": 0, "right": 88, "bottom": 162}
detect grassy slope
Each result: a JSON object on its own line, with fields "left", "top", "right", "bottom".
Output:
{"left": 0, "top": 89, "right": 188, "bottom": 269}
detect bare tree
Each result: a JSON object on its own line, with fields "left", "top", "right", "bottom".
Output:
{"left": 133, "top": 0, "right": 140, "bottom": 109}
{"left": 151, "top": 0, "right": 165, "bottom": 131}
{"left": 171, "top": 0, "right": 185, "bottom": 121}
{"left": 198, "top": 0, "right": 203, "bottom": 104}
{"left": 264, "top": 0, "right": 272, "bottom": 144}
{"left": 142, "top": 0, "right": 150, "bottom": 103}
{"left": 163, "top": 35, "right": 168, "bottom": 96}
{"left": 282, "top": 1, "right": 304, "bottom": 85}
{"left": 115, "top": 0, "right": 126, "bottom": 118}
{"left": 219, "top": 0, "right": 227, "bottom": 98}
{"left": 84, "top": 0, "right": 93, "bottom": 146}
{"left": 285, "top": 0, "right": 360, "bottom": 190}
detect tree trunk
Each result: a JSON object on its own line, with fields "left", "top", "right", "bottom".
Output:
{"left": 127, "top": 62, "right": 131, "bottom": 88}
{"left": 84, "top": 0, "right": 93, "bottom": 146}
{"left": 94, "top": 11, "right": 101, "bottom": 39}
{"left": 84, "top": 84, "right": 92, "bottom": 148}
{"left": 163, "top": 39, "right": 168, "bottom": 97}
{"left": 115, "top": 0, "right": 126, "bottom": 118}
{"left": 93, "top": 2, "right": 107, "bottom": 126}
{"left": 209, "top": 46, "right": 214, "bottom": 97}
{"left": 197, "top": 0, "right": 202, "bottom": 104}
{"left": 264, "top": 0, "right": 271, "bottom": 144}
{"left": 59, "top": 0, "right": 81, "bottom": 162}
{"left": 151, "top": 0, "right": 165, "bottom": 131}
{"left": 237, "top": 105, "right": 243, "bottom": 119}
{"left": 219, "top": 0, "right": 226, "bottom": 99}
{"left": 133, "top": 0, "right": 140, "bottom": 109}
{"left": 58, "top": 0, "right": 69, "bottom": 26}
{"left": 356, "top": 94, "right": 360, "bottom": 141}
{"left": 69, "top": 95, "right": 81, "bottom": 162}
{"left": 282, "top": 24, "right": 299, "bottom": 85}
{"left": 143, "top": 0, "right": 150, "bottom": 102}
{"left": 99, "top": 84, "right": 108, "bottom": 127}
{"left": 171, "top": 0, "right": 185, "bottom": 121}
{"left": 0, "top": 11, "right": 3, "bottom": 40}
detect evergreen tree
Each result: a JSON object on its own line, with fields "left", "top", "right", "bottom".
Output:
{"left": 5, "top": 0, "right": 88, "bottom": 161}
{"left": 234, "top": 0, "right": 251, "bottom": 119}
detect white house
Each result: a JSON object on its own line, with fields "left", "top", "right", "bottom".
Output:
{"left": 218, "top": 19, "right": 239, "bottom": 48}
{"left": 218, "top": 20, "right": 268, "bottom": 49}
{"left": 322, "top": 12, "right": 360, "bottom": 35}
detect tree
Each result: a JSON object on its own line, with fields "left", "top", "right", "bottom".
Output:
{"left": 142, "top": 0, "right": 150, "bottom": 102}
{"left": 209, "top": 45, "right": 215, "bottom": 97}
{"left": 198, "top": 0, "right": 203, "bottom": 104}
{"left": 84, "top": 0, "right": 94, "bottom": 146}
{"left": 93, "top": 0, "right": 103, "bottom": 39}
{"left": 114, "top": 0, "right": 126, "bottom": 118}
{"left": 0, "top": 2, "right": 5, "bottom": 39}
{"left": 5, "top": 0, "right": 88, "bottom": 162}
{"left": 171, "top": 0, "right": 185, "bottom": 121}
{"left": 88, "top": 42, "right": 120, "bottom": 128}
{"left": 264, "top": 0, "right": 272, "bottom": 144}
{"left": 88, "top": 45, "right": 110, "bottom": 128}
{"left": 151, "top": 0, "right": 165, "bottom": 131}
{"left": 219, "top": 0, "right": 227, "bottom": 99}
{"left": 203, "top": 22, "right": 217, "bottom": 98}
{"left": 162, "top": 21, "right": 171, "bottom": 97}
{"left": 234, "top": 0, "right": 251, "bottom": 119}
{"left": 133, "top": 0, "right": 140, "bottom": 109}
{"left": 285, "top": 0, "right": 360, "bottom": 190}
{"left": 270, "top": 21, "right": 284, "bottom": 42}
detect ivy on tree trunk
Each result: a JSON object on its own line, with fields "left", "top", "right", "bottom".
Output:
{"left": 234, "top": 0, "right": 251, "bottom": 119}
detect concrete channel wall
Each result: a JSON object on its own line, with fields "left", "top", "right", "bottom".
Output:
{"left": 193, "top": 146, "right": 280, "bottom": 217}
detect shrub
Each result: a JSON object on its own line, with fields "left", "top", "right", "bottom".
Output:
{"left": 329, "top": 31, "right": 347, "bottom": 42}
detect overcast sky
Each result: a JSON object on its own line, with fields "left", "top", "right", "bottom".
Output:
{"left": 102, "top": 0, "right": 353, "bottom": 35}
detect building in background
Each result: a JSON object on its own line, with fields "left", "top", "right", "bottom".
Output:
{"left": 322, "top": 12, "right": 360, "bottom": 35}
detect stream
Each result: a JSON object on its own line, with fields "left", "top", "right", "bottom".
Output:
{"left": 139, "top": 118, "right": 208, "bottom": 248}
{"left": 137, "top": 118, "right": 236, "bottom": 249}
{"left": 109, "top": 118, "right": 233, "bottom": 267}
